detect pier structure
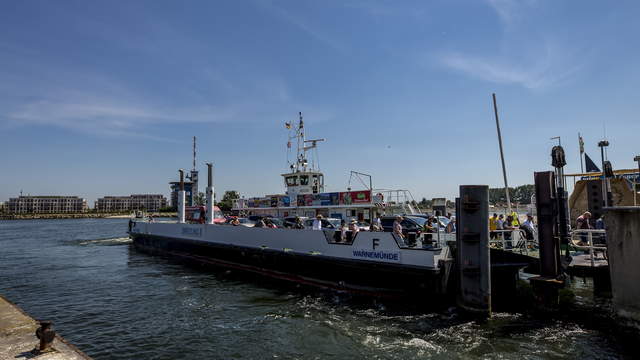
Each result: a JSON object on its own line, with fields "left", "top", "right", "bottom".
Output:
{"left": 605, "top": 206, "right": 640, "bottom": 329}
{"left": 0, "top": 295, "right": 90, "bottom": 359}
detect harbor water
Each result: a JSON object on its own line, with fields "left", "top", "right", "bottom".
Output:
{"left": 0, "top": 219, "right": 631, "bottom": 359}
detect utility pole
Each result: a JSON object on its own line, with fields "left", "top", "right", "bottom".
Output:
{"left": 492, "top": 93, "right": 511, "bottom": 213}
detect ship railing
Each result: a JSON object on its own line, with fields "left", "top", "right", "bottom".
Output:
{"left": 489, "top": 229, "right": 537, "bottom": 255}
{"left": 569, "top": 229, "right": 607, "bottom": 267}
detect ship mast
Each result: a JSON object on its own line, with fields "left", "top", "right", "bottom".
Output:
{"left": 287, "top": 112, "right": 324, "bottom": 173}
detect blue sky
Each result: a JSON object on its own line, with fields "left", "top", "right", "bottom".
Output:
{"left": 1, "top": 0, "right": 639, "bottom": 205}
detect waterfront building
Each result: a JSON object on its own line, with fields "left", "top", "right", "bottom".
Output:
{"left": 8, "top": 196, "right": 88, "bottom": 214}
{"left": 95, "top": 194, "right": 168, "bottom": 212}
{"left": 0, "top": 201, "right": 6, "bottom": 213}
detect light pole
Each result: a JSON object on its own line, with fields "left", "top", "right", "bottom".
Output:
{"left": 634, "top": 155, "right": 640, "bottom": 206}
{"left": 598, "top": 140, "right": 610, "bottom": 207}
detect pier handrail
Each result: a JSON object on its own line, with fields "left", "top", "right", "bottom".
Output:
{"left": 570, "top": 229, "right": 607, "bottom": 267}
{"left": 489, "top": 229, "right": 535, "bottom": 255}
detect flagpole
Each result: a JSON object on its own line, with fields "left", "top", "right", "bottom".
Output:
{"left": 492, "top": 93, "right": 512, "bottom": 213}
{"left": 579, "top": 132, "right": 584, "bottom": 173}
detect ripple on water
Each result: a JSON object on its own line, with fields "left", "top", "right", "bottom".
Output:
{"left": 0, "top": 219, "right": 632, "bottom": 359}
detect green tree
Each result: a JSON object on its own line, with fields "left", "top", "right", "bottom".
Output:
{"left": 194, "top": 192, "right": 206, "bottom": 206}
{"left": 489, "top": 184, "right": 534, "bottom": 205}
{"left": 217, "top": 190, "right": 240, "bottom": 211}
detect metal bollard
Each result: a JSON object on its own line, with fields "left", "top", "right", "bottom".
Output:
{"left": 34, "top": 320, "right": 56, "bottom": 353}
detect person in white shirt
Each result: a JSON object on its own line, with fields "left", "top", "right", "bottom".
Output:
{"left": 312, "top": 214, "right": 323, "bottom": 230}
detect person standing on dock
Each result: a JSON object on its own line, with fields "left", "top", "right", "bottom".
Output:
{"left": 489, "top": 213, "right": 498, "bottom": 239}
{"left": 576, "top": 211, "right": 592, "bottom": 230}
{"left": 521, "top": 214, "right": 536, "bottom": 240}
{"left": 576, "top": 211, "right": 592, "bottom": 245}
{"left": 510, "top": 210, "right": 520, "bottom": 227}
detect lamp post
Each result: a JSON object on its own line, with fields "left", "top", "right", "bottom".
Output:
{"left": 597, "top": 140, "right": 610, "bottom": 207}
{"left": 634, "top": 155, "right": 640, "bottom": 206}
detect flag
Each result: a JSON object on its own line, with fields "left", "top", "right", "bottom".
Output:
{"left": 287, "top": 141, "right": 291, "bottom": 149}
{"left": 579, "top": 135, "right": 584, "bottom": 154}
{"left": 585, "top": 153, "right": 600, "bottom": 172}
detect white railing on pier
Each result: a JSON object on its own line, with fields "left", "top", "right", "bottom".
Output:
{"left": 570, "top": 229, "right": 607, "bottom": 267}
{"left": 489, "top": 229, "right": 537, "bottom": 255}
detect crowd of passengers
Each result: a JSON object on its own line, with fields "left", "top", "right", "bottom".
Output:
{"left": 222, "top": 213, "right": 457, "bottom": 243}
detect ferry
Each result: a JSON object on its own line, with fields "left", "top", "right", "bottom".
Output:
{"left": 128, "top": 113, "right": 455, "bottom": 299}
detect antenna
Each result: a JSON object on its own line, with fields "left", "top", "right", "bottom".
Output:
{"left": 192, "top": 136, "right": 197, "bottom": 171}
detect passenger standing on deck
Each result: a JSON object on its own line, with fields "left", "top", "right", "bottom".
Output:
{"left": 293, "top": 217, "right": 305, "bottom": 229}
{"left": 373, "top": 216, "right": 383, "bottom": 231}
{"left": 393, "top": 216, "right": 404, "bottom": 240}
{"left": 349, "top": 219, "right": 360, "bottom": 235}
{"left": 489, "top": 213, "right": 498, "bottom": 239}
{"left": 312, "top": 215, "right": 323, "bottom": 230}
{"left": 340, "top": 219, "right": 347, "bottom": 242}
{"left": 446, "top": 216, "right": 456, "bottom": 233}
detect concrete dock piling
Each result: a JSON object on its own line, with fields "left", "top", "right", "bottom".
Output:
{"left": 0, "top": 295, "right": 90, "bottom": 359}
{"left": 605, "top": 206, "right": 640, "bottom": 329}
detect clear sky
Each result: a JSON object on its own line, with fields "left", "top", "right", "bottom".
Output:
{"left": 1, "top": 0, "right": 639, "bottom": 205}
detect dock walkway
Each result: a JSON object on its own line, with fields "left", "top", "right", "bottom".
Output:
{"left": 0, "top": 295, "right": 90, "bottom": 360}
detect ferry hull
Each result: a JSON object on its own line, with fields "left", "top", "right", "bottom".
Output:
{"left": 130, "top": 232, "right": 449, "bottom": 300}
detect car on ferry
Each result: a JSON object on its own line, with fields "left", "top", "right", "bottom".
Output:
{"left": 283, "top": 216, "right": 308, "bottom": 228}
{"left": 303, "top": 218, "right": 341, "bottom": 230}
{"left": 380, "top": 216, "right": 423, "bottom": 236}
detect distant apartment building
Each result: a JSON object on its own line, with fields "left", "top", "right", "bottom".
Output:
{"left": 8, "top": 196, "right": 88, "bottom": 214}
{"left": 95, "top": 194, "right": 167, "bottom": 212}
{"left": 0, "top": 201, "right": 6, "bottom": 213}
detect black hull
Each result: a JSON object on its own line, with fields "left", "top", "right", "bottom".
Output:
{"left": 130, "top": 233, "right": 449, "bottom": 300}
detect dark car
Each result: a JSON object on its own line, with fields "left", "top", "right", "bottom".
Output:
{"left": 380, "top": 216, "right": 423, "bottom": 236}
{"left": 283, "top": 216, "right": 308, "bottom": 228}
{"left": 248, "top": 215, "right": 272, "bottom": 222}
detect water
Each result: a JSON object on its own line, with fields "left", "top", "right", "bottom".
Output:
{"left": 0, "top": 219, "right": 631, "bottom": 359}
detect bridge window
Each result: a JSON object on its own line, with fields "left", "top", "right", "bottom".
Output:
{"left": 300, "top": 175, "right": 309, "bottom": 185}
{"left": 286, "top": 176, "right": 298, "bottom": 186}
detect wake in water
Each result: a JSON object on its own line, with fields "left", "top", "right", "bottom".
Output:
{"left": 66, "top": 237, "right": 132, "bottom": 246}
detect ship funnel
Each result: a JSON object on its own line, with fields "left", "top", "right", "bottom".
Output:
{"left": 178, "top": 169, "right": 186, "bottom": 223}
{"left": 205, "top": 163, "right": 214, "bottom": 224}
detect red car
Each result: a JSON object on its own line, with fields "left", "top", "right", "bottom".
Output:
{"left": 185, "top": 206, "right": 226, "bottom": 224}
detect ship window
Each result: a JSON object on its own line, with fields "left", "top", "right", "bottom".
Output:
{"left": 300, "top": 175, "right": 309, "bottom": 185}
{"left": 286, "top": 176, "right": 297, "bottom": 186}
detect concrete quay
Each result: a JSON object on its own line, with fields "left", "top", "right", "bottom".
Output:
{"left": 0, "top": 295, "right": 90, "bottom": 360}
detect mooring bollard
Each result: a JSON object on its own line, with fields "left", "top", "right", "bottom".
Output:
{"left": 34, "top": 320, "right": 56, "bottom": 354}
{"left": 456, "top": 185, "right": 491, "bottom": 318}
